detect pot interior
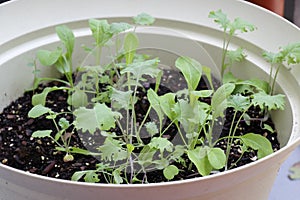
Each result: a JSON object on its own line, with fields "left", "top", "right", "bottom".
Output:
{"left": 0, "top": 17, "right": 297, "bottom": 148}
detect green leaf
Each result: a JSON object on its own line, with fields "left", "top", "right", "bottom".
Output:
{"left": 158, "top": 93, "right": 176, "bottom": 121}
{"left": 175, "top": 56, "right": 202, "bottom": 91}
{"left": 98, "top": 137, "right": 127, "bottom": 162}
{"left": 149, "top": 137, "right": 173, "bottom": 153}
{"left": 208, "top": 9, "right": 230, "bottom": 30}
{"left": 237, "top": 79, "right": 270, "bottom": 93}
{"left": 187, "top": 147, "right": 212, "bottom": 176}
{"left": 68, "top": 88, "right": 88, "bottom": 108}
{"left": 31, "top": 130, "right": 52, "bottom": 138}
{"left": 83, "top": 170, "right": 100, "bottom": 183}
{"left": 252, "top": 92, "right": 285, "bottom": 111}
{"left": 173, "top": 99, "right": 194, "bottom": 133}
{"left": 37, "top": 49, "right": 62, "bottom": 66}
{"left": 73, "top": 103, "right": 117, "bottom": 133}
{"left": 124, "top": 32, "right": 139, "bottom": 64}
{"left": 133, "top": 13, "right": 155, "bottom": 25}
{"left": 280, "top": 42, "right": 300, "bottom": 65}
{"left": 227, "top": 94, "right": 250, "bottom": 111}
{"left": 229, "top": 18, "right": 256, "bottom": 35}
{"left": 138, "top": 145, "right": 156, "bottom": 167}
{"left": 207, "top": 147, "right": 226, "bottom": 169}
{"left": 121, "top": 58, "right": 160, "bottom": 79}
{"left": 209, "top": 10, "right": 255, "bottom": 36}
{"left": 240, "top": 133, "right": 273, "bottom": 159}
{"left": 28, "top": 104, "right": 51, "bottom": 118}
{"left": 110, "top": 22, "right": 132, "bottom": 34}
{"left": 211, "top": 83, "right": 235, "bottom": 118}
{"left": 203, "top": 66, "right": 214, "bottom": 90}
{"left": 153, "top": 158, "right": 169, "bottom": 170}
{"left": 263, "top": 124, "right": 275, "bottom": 133}
{"left": 55, "top": 25, "right": 75, "bottom": 59}
{"left": 226, "top": 47, "right": 246, "bottom": 64}
{"left": 191, "top": 90, "right": 213, "bottom": 98}
{"left": 126, "top": 144, "right": 135, "bottom": 154}
{"left": 71, "top": 171, "right": 87, "bottom": 182}
{"left": 112, "top": 170, "right": 123, "bottom": 184}
{"left": 32, "top": 86, "right": 65, "bottom": 106}
{"left": 163, "top": 165, "right": 179, "bottom": 180}
{"left": 67, "top": 147, "right": 101, "bottom": 156}
{"left": 89, "top": 19, "right": 113, "bottom": 46}
{"left": 58, "top": 117, "right": 70, "bottom": 130}
{"left": 111, "top": 88, "right": 132, "bottom": 110}
{"left": 262, "top": 51, "right": 282, "bottom": 64}
{"left": 145, "top": 122, "right": 159, "bottom": 136}
{"left": 147, "top": 88, "right": 164, "bottom": 129}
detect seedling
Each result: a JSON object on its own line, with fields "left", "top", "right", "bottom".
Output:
{"left": 27, "top": 11, "right": 300, "bottom": 184}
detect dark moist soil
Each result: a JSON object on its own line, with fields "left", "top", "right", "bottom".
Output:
{"left": 0, "top": 70, "right": 280, "bottom": 183}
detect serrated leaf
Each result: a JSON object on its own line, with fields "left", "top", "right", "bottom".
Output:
{"left": 121, "top": 58, "right": 160, "bottom": 79}
{"left": 262, "top": 51, "right": 283, "bottom": 64}
{"left": 73, "top": 103, "right": 116, "bottom": 133}
{"left": 83, "top": 171, "right": 100, "bottom": 183}
{"left": 252, "top": 92, "right": 285, "bottom": 111}
{"left": 149, "top": 137, "right": 173, "bottom": 153}
{"left": 238, "top": 79, "right": 270, "bottom": 93}
{"left": 229, "top": 18, "right": 256, "bottom": 35}
{"left": 163, "top": 165, "right": 179, "bottom": 180}
{"left": 227, "top": 94, "right": 250, "bottom": 111}
{"left": 226, "top": 47, "right": 246, "bottom": 63}
{"left": 110, "top": 22, "right": 132, "bottom": 34}
{"left": 89, "top": 19, "right": 113, "bottom": 46}
{"left": 111, "top": 88, "right": 132, "bottom": 110}
{"left": 112, "top": 170, "right": 123, "bottom": 184}
{"left": 208, "top": 9, "right": 230, "bottom": 30}
{"left": 241, "top": 133, "right": 273, "bottom": 159}
{"left": 28, "top": 104, "right": 52, "bottom": 118}
{"left": 98, "top": 137, "right": 127, "bottom": 162}
{"left": 133, "top": 13, "right": 155, "bottom": 25}
{"left": 280, "top": 42, "right": 300, "bottom": 65}
{"left": 145, "top": 122, "right": 159, "bottom": 136}
{"left": 175, "top": 56, "right": 202, "bottom": 91}
{"left": 31, "top": 130, "right": 52, "bottom": 138}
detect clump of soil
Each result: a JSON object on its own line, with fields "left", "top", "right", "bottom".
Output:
{"left": 0, "top": 70, "right": 280, "bottom": 183}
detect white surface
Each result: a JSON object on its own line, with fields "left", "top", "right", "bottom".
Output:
{"left": 0, "top": 0, "right": 300, "bottom": 200}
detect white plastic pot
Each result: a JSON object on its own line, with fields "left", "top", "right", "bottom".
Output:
{"left": 0, "top": 0, "right": 300, "bottom": 200}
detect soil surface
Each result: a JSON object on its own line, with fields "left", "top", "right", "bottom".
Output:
{"left": 0, "top": 70, "right": 280, "bottom": 183}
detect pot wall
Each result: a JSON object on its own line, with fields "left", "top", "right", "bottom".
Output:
{"left": 0, "top": 0, "right": 300, "bottom": 200}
